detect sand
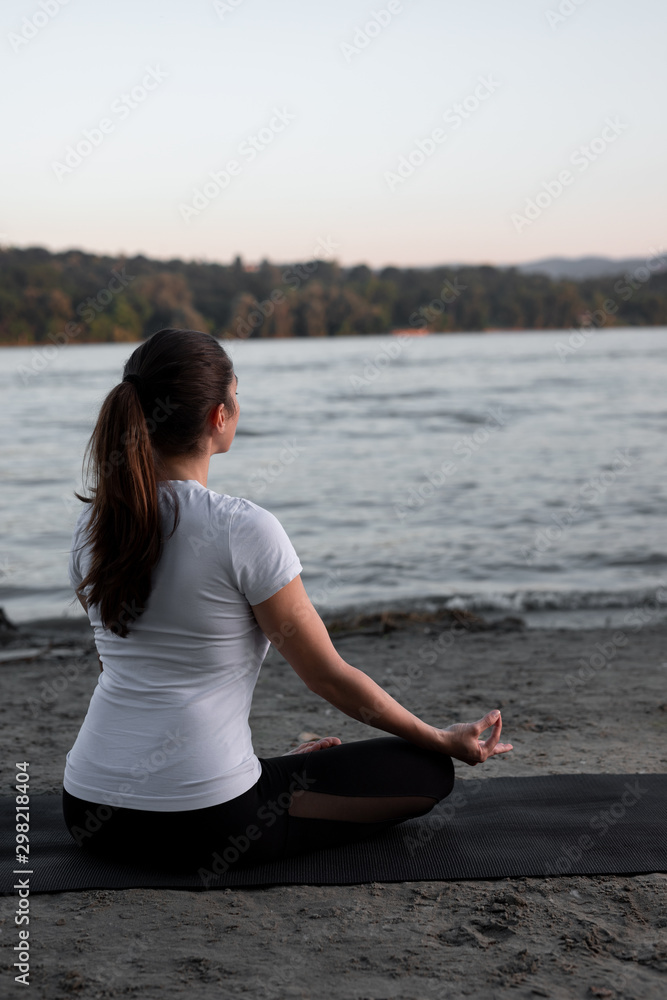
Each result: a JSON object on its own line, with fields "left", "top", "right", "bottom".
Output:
{"left": 1, "top": 609, "right": 665, "bottom": 999}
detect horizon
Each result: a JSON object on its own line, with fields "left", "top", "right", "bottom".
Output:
{"left": 1, "top": 0, "right": 664, "bottom": 268}
{"left": 2, "top": 240, "right": 661, "bottom": 274}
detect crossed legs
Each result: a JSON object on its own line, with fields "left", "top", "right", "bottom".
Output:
{"left": 62, "top": 735, "right": 455, "bottom": 871}
{"left": 281, "top": 733, "right": 452, "bottom": 823}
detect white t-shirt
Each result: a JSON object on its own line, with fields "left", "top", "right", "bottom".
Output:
{"left": 63, "top": 479, "right": 303, "bottom": 811}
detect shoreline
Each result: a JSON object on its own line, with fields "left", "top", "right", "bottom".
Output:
{"left": 2, "top": 324, "right": 667, "bottom": 349}
{"left": 3, "top": 599, "right": 666, "bottom": 643}
{"left": 1, "top": 604, "right": 525, "bottom": 640}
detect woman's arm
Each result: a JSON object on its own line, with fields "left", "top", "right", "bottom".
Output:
{"left": 251, "top": 576, "right": 512, "bottom": 764}
{"left": 76, "top": 593, "right": 103, "bottom": 674}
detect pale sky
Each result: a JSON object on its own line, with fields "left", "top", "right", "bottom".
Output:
{"left": 2, "top": 0, "right": 665, "bottom": 268}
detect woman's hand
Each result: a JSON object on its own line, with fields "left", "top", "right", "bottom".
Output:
{"left": 282, "top": 736, "right": 342, "bottom": 756}
{"left": 440, "top": 710, "right": 513, "bottom": 766}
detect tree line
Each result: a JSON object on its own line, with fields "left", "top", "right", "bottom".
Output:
{"left": 1, "top": 244, "right": 665, "bottom": 346}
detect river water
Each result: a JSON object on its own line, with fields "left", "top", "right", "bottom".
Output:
{"left": 1, "top": 328, "right": 666, "bottom": 629}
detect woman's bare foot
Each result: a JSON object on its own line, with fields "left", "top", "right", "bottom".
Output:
{"left": 281, "top": 736, "right": 342, "bottom": 756}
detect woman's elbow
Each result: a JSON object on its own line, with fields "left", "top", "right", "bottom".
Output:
{"left": 290, "top": 652, "right": 352, "bottom": 699}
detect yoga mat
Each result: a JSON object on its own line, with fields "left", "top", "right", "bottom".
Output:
{"left": 1, "top": 773, "right": 665, "bottom": 893}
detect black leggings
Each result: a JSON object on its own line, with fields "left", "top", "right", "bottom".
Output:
{"left": 62, "top": 736, "right": 455, "bottom": 877}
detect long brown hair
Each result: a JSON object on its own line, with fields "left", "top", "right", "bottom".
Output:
{"left": 73, "top": 328, "right": 237, "bottom": 637}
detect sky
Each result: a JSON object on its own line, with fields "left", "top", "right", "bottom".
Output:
{"left": 2, "top": 0, "right": 665, "bottom": 269}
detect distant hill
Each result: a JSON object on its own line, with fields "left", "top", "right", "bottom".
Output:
{"left": 386, "top": 254, "right": 667, "bottom": 281}
{"left": 513, "top": 255, "right": 667, "bottom": 281}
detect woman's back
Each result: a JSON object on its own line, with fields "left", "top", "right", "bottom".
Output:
{"left": 63, "top": 478, "right": 302, "bottom": 811}
{"left": 61, "top": 328, "right": 510, "bottom": 874}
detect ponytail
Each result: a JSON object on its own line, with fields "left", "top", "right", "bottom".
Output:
{"left": 73, "top": 328, "right": 237, "bottom": 637}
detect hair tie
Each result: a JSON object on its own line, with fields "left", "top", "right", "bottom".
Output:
{"left": 123, "top": 373, "right": 143, "bottom": 389}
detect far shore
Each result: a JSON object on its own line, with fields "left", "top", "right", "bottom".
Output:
{"left": 3, "top": 324, "right": 667, "bottom": 349}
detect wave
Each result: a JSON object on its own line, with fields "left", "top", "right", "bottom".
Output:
{"left": 604, "top": 553, "right": 667, "bottom": 567}
{"left": 436, "top": 587, "right": 667, "bottom": 614}
{"left": 322, "top": 585, "right": 667, "bottom": 620}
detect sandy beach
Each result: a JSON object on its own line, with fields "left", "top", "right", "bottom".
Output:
{"left": 1, "top": 608, "right": 665, "bottom": 999}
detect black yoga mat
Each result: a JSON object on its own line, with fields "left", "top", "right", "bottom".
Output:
{"left": 1, "top": 773, "right": 665, "bottom": 893}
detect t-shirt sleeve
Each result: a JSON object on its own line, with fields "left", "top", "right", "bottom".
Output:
{"left": 68, "top": 542, "right": 82, "bottom": 591}
{"left": 67, "top": 508, "right": 90, "bottom": 591}
{"left": 229, "top": 500, "right": 303, "bottom": 606}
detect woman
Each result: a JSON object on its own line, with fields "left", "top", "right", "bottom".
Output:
{"left": 63, "top": 328, "right": 512, "bottom": 874}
